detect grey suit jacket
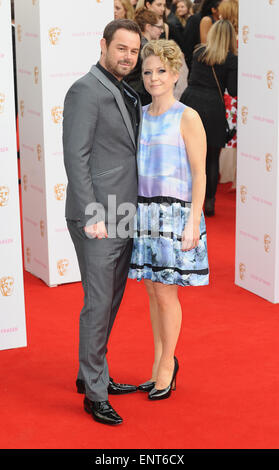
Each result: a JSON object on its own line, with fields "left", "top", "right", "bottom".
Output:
{"left": 63, "top": 65, "right": 142, "bottom": 228}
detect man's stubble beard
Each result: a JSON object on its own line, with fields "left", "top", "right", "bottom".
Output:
{"left": 104, "top": 56, "right": 134, "bottom": 80}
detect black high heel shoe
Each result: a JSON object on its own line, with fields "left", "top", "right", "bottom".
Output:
{"left": 148, "top": 357, "right": 179, "bottom": 401}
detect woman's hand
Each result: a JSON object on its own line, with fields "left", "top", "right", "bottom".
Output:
{"left": 181, "top": 221, "right": 200, "bottom": 251}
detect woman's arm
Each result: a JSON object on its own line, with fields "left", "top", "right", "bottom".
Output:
{"left": 199, "top": 16, "right": 212, "bottom": 44}
{"left": 180, "top": 107, "right": 207, "bottom": 251}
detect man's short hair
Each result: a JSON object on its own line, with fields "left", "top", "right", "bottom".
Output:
{"left": 103, "top": 19, "right": 141, "bottom": 47}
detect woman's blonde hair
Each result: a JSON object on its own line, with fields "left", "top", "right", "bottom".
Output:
{"left": 117, "top": 0, "right": 135, "bottom": 19}
{"left": 141, "top": 39, "right": 183, "bottom": 73}
{"left": 196, "top": 19, "right": 237, "bottom": 65}
{"left": 218, "top": 0, "right": 238, "bottom": 34}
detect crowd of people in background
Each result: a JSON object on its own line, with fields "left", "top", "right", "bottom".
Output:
{"left": 114, "top": 0, "right": 238, "bottom": 216}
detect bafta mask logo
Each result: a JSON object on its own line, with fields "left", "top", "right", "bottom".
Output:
{"left": 26, "top": 247, "right": 31, "bottom": 263}
{"left": 51, "top": 106, "right": 63, "bottom": 124}
{"left": 32, "top": 0, "right": 37, "bottom": 5}
{"left": 34, "top": 66, "right": 39, "bottom": 84}
{"left": 239, "top": 263, "right": 246, "bottom": 281}
{"left": 240, "top": 185, "right": 247, "bottom": 203}
{"left": 54, "top": 184, "right": 66, "bottom": 201}
{"left": 269, "top": 0, "right": 275, "bottom": 5}
{"left": 0, "top": 276, "right": 14, "bottom": 297}
{"left": 241, "top": 106, "right": 248, "bottom": 124}
{"left": 57, "top": 259, "right": 69, "bottom": 276}
{"left": 265, "top": 153, "right": 272, "bottom": 172}
{"left": 0, "top": 186, "right": 9, "bottom": 207}
{"left": 37, "top": 144, "right": 42, "bottom": 161}
{"left": 0, "top": 93, "right": 5, "bottom": 114}
{"left": 242, "top": 25, "right": 249, "bottom": 44}
{"left": 17, "top": 24, "right": 22, "bottom": 42}
{"left": 20, "top": 100, "right": 25, "bottom": 118}
{"left": 40, "top": 219, "right": 45, "bottom": 237}
{"left": 267, "top": 70, "right": 274, "bottom": 89}
{"left": 48, "top": 27, "right": 61, "bottom": 45}
{"left": 264, "top": 234, "right": 271, "bottom": 253}
{"left": 23, "top": 174, "right": 28, "bottom": 191}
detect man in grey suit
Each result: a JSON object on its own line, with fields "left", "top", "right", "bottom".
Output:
{"left": 63, "top": 19, "right": 142, "bottom": 425}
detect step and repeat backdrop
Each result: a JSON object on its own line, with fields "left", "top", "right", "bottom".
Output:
{"left": 0, "top": 0, "right": 27, "bottom": 350}
{"left": 14, "top": 0, "right": 113, "bottom": 287}
{"left": 236, "top": 0, "right": 279, "bottom": 303}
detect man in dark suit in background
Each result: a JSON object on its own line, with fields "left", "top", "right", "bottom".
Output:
{"left": 63, "top": 19, "right": 142, "bottom": 426}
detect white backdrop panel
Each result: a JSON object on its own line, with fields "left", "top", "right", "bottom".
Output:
{"left": 15, "top": 0, "right": 113, "bottom": 286}
{"left": 0, "top": 0, "right": 27, "bottom": 350}
{"left": 236, "top": 0, "right": 279, "bottom": 303}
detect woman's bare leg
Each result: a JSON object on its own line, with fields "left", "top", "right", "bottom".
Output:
{"left": 152, "top": 283, "right": 182, "bottom": 390}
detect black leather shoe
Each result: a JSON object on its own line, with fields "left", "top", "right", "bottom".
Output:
{"left": 84, "top": 396, "right": 123, "bottom": 425}
{"left": 138, "top": 380, "right": 156, "bottom": 392}
{"left": 148, "top": 357, "right": 179, "bottom": 401}
{"left": 108, "top": 377, "right": 137, "bottom": 394}
{"left": 76, "top": 377, "right": 137, "bottom": 395}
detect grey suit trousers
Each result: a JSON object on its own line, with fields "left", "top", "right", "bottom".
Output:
{"left": 67, "top": 220, "right": 133, "bottom": 402}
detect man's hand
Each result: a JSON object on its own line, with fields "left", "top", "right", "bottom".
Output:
{"left": 84, "top": 221, "right": 108, "bottom": 239}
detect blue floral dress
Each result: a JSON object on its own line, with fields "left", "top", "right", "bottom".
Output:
{"left": 128, "top": 101, "right": 209, "bottom": 286}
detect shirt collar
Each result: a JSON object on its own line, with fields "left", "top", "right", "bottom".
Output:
{"left": 96, "top": 61, "right": 124, "bottom": 92}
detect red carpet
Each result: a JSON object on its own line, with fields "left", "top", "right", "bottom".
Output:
{"left": 1, "top": 183, "right": 279, "bottom": 449}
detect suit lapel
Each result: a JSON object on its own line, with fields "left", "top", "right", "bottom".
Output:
{"left": 90, "top": 65, "right": 137, "bottom": 148}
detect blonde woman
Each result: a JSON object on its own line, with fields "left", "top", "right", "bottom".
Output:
{"left": 218, "top": 0, "right": 238, "bottom": 36}
{"left": 180, "top": 19, "right": 237, "bottom": 216}
{"left": 114, "top": 0, "right": 135, "bottom": 19}
{"left": 218, "top": 0, "right": 238, "bottom": 188}
{"left": 129, "top": 40, "right": 209, "bottom": 400}
{"left": 175, "top": 0, "right": 193, "bottom": 28}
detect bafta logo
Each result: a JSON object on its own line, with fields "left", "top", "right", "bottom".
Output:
{"left": 32, "top": 0, "right": 37, "bottom": 5}
{"left": 241, "top": 106, "right": 248, "bottom": 124}
{"left": 26, "top": 247, "right": 31, "bottom": 263}
{"left": 48, "top": 27, "right": 61, "bottom": 45}
{"left": 265, "top": 153, "right": 272, "bottom": 172}
{"left": 0, "top": 186, "right": 9, "bottom": 207}
{"left": 20, "top": 100, "right": 25, "bottom": 118}
{"left": 23, "top": 174, "right": 28, "bottom": 191}
{"left": 240, "top": 185, "right": 247, "bottom": 203}
{"left": 242, "top": 25, "right": 249, "bottom": 44}
{"left": 37, "top": 144, "right": 42, "bottom": 161}
{"left": 264, "top": 234, "right": 271, "bottom": 253}
{"left": 239, "top": 263, "right": 246, "bottom": 281}
{"left": 267, "top": 70, "right": 274, "bottom": 89}
{"left": 34, "top": 66, "right": 39, "bottom": 84}
{"left": 54, "top": 184, "right": 66, "bottom": 201}
{"left": 40, "top": 219, "right": 45, "bottom": 237}
{"left": 0, "top": 93, "right": 5, "bottom": 114}
{"left": 51, "top": 106, "right": 63, "bottom": 124}
{"left": 269, "top": 0, "right": 275, "bottom": 5}
{"left": 57, "top": 259, "right": 69, "bottom": 276}
{"left": 0, "top": 276, "right": 14, "bottom": 297}
{"left": 17, "top": 24, "right": 22, "bottom": 42}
